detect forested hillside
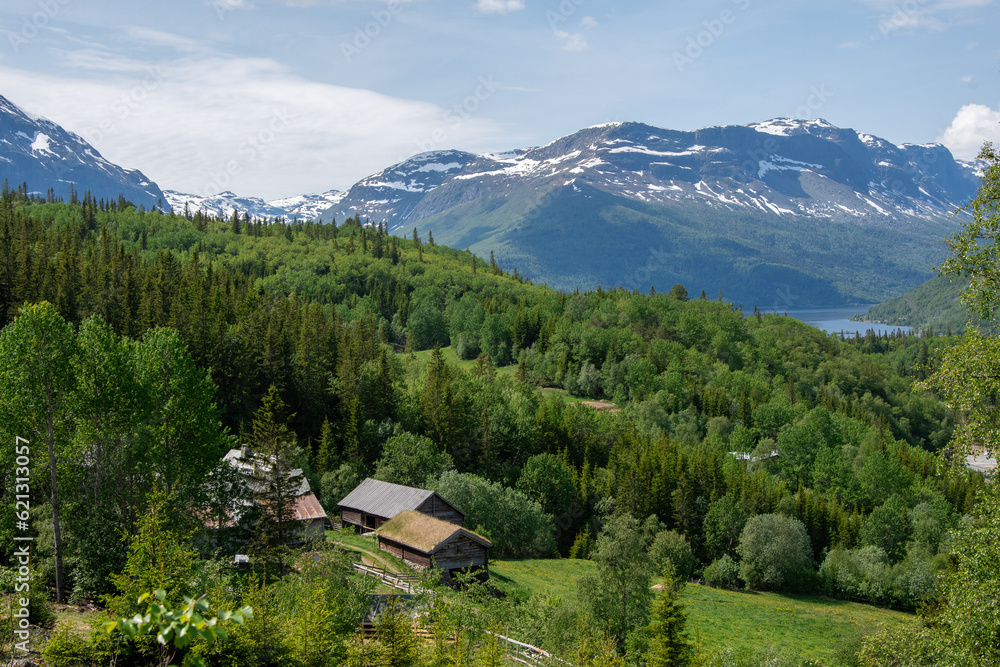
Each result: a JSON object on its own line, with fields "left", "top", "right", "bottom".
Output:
{"left": 0, "top": 182, "right": 990, "bottom": 665}
{"left": 852, "top": 273, "right": 996, "bottom": 335}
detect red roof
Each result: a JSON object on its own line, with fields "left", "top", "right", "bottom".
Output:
{"left": 295, "top": 493, "right": 327, "bottom": 522}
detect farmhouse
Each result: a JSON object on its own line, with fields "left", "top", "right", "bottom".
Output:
{"left": 338, "top": 478, "right": 464, "bottom": 531}
{"left": 218, "top": 445, "right": 327, "bottom": 544}
{"left": 375, "top": 510, "right": 491, "bottom": 581}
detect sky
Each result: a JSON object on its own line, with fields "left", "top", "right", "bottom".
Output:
{"left": 0, "top": 0, "right": 997, "bottom": 200}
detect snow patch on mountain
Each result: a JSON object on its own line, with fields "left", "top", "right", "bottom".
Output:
{"left": 0, "top": 93, "right": 165, "bottom": 208}
{"left": 164, "top": 189, "right": 344, "bottom": 221}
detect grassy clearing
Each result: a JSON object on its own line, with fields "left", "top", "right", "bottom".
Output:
{"left": 404, "top": 346, "right": 516, "bottom": 380}
{"left": 490, "top": 558, "right": 596, "bottom": 603}
{"left": 491, "top": 558, "right": 914, "bottom": 663}
{"left": 682, "top": 584, "right": 913, "bottom": 663}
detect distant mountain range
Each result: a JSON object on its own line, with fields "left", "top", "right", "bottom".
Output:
{"left": 1, "top": 90, "right": 981, "bottom": 306}
{"left": 322, "top": 119, "right": 978, "bottom": 306}
{"left": 163, "top": 189, "right": 345, "bottom": 222}
{"left": 0, "top": 94, "right": 165, "bottom": 209}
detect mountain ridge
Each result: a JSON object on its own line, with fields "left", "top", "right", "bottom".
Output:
{"left": 320, "top": 118, "right": 977, "bottom": 306}
{"left": 0, "top": 93, "right": 166, "bottom": 209}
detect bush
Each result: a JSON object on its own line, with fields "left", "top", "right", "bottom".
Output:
{"left": 737, "top": 514, "right": 814, "bottom": 591}
{"left": 41, "top": 628, "right": 125, "bottom": 667}
{"left": 649, "top": 530, "right": 696, "bottom": 581}
{"left": 704, "top": 554, "right": 740, "bottom": 589}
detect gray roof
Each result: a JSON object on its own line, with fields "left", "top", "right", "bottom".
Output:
{"left": 338, "top": 478, "right": 462, "bottom": 520}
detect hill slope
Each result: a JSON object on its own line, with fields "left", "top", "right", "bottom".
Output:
{"left": 852, "top": 273, "right": 995, "bottom": 334}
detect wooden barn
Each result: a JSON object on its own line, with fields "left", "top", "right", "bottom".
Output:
{"left": 375, "top": 510, "right": 491, "bottom": 581}
{"left": 338, "top": 478, "right": 464, "bottom": 531}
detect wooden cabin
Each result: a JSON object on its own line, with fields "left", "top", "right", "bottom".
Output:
{"left": 338, "top": 478, "right": 464, "bottom": 531}
{"left": 375, "top": 510, "right": 491, "bottom": 581}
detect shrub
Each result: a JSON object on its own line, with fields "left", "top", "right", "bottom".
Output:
{"left": 649, "top": 530, "right": 696, "bottom": 581}
{"left": 704, "top": 554, "right": 740, "bottom": 589}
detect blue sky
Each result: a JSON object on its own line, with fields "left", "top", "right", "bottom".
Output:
{"left": 0, "top": 0, "right": 997, "bottom": 199}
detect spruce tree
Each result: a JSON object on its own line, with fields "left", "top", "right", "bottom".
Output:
{"left": 248, "top": 385, "right": 299, "bottom": 574}
{"left": 646, "top": 565, "right": 693, "bottom": 667}
{"left": 316, "top": 416, "right": 334, "bottom": 476}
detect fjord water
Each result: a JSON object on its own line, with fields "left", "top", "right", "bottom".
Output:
{"left": 778, "top": 306, "right": 913, "bottom": 336}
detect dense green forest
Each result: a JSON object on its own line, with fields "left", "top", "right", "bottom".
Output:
{"left": 0, "top": 181, "right": 993, "bottom": 666}
{"left": 851, "top": 273, "right": 995, "bottom": 335}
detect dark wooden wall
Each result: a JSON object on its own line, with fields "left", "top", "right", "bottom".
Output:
{"left": 416, "top": 495, "right": 464, "bottom": 526}
{"left": 432, "top": 535, "right": 488, "bottom": 571}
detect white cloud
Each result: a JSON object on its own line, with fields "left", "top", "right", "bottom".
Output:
{"left": 554, "top": 29, "right": 587, "bottom": 51}
{"left": 837, "top": 41, "right": 863, "bottom": 48}
{"left": 0, "top": 45, "right": 510, "bottom": 199}
{"left": 476, "top": 0, "right": 524, "bottom": 14}
{"left": 860, "top": 0, "right": 992, "bottom": 34}
{"left": 939, "top": 104, "right": 1000, "bottom": 160}
{"left": 580, "top": 16, "right": 598, "bottom": 27}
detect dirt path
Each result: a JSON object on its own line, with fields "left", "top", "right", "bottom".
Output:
{"left": 330, "top": 538, "right": 403, "bottom": 573}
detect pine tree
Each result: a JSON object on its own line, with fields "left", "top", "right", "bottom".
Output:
{"left": 375, "top": 596, "right": 421, "bottom": 667}
{"left": 646, "top": 566, "right": 693, "bottom": 667}
{"left": 316, "top": 416, "right": 334, "bottom": 476}
{"left": 248, "top": 385, "right": 299, "bottom": 574}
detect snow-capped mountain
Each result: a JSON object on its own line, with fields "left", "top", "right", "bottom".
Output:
{"left": 325, "top": 150, "right": 480, "bottom": 225}
{"left": 0, "top": 94, "right": 166, "bottom": 209}
{"left": 325, "top": 119, "right": 976, "bottom": 229}
{"left": 323, "top": 119, "right": 979, "bottom": 305}
{"left": 164, "top": 189, "right": 345, "bottom": 222}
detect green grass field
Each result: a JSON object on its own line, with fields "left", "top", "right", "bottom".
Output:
{"left": 490, "top": 558, "right": 598, "bottom": 602}
{"left": 403, "top": 348, "right": 619, "bottom": 411}
{"left": 406, "top": 346, "right": 515, "bottom": 378}
{"left": 490, "top": 558, "right": 914, "bottom": 663}
{"left": 681, "top": 583, "right": 913, "bottom": 662}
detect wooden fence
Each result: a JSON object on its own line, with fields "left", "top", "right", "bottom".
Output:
{"left": 353, "top": 562, "right": 424, "bottom": 595}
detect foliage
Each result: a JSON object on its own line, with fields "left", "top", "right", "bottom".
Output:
{"left": 104, "top": 588, "right": 252, "bottom": 667}
{"left": 736, "top": 514, "right": 814, "bottom": 591}
{"left": 645, "top": 566, "right": 693, "bottom": 667}
{"left": 858, "top": 495, "right": 911, "bottom": 563}
{"left": 924, "top": 480, "right": 1000, "bottom": 665}
{"left": 648, "top": 530, "right": 695, "bottom": 581}
{"left": 578, "top": 515, "right": 652, "bottom": 647}
{"left": 374, "top": 430, "right": 454, "bottom": 489}
{"left": 432, "top": 471, "right": 556, "bottom": 558}
{"left": 703, "top": 555, "right": 740, "bottom": 589}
